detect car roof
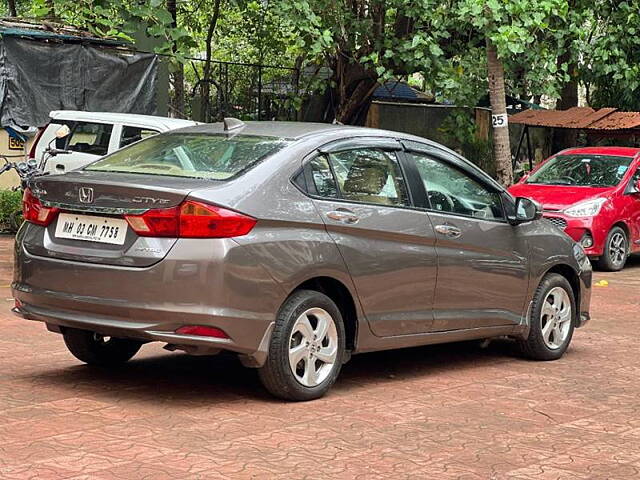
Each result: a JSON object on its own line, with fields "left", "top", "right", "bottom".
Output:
{"left": 49, "top": 110, "right": 199, "bottom": 130}
{"left": 180, "top": 121, "right": 358, "bottom": 140}
{"left": 177, "top": 121, "right": 506, "bottom": 193}
{"left": 559, "top": 146, "right": 640, "bottom": 158}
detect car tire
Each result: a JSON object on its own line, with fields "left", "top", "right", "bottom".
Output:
{"left": 62, "top": 328, "right": 142, "bottom": 366}
{"left": 596, "top": 226, "right": 628, "bottom": 271}
{"left": 258, "top": 290, "right": 346, "bottom": 401}
{"left": 518, "top": 273, "right": 576, "bottom": 361}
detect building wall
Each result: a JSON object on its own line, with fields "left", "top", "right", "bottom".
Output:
{"left": 0, "top": 130, "right": 34, "bottom": 190}
{"left": 365, "top": 101, "right": 495, "bottom": 174}
{"left": 365, "top": 101, "right": 491, "bottom": 147}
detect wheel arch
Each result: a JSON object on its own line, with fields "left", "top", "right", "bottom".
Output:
{"left": 544, "top": 264, "right": 581, "bottom": 318}
{"left": 292, "top": 276, "right": 358, "bottom": 352}
{"left": 611, "top": 221, "right": 630, "bottom": 242}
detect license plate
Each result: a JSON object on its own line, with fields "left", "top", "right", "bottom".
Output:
{"left": 55, "top": 213, "right": 128, "bottom": 245}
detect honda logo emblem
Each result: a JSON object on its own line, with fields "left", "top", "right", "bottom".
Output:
{"left": 78, "top": 187, "right": 94, "bottom": 204}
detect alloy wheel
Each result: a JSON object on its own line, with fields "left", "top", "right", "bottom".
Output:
{"left": 288, "top": 307, "right": 338, "bottom": 387}
{"left": 540, "top": 287, "right": 572, "bottom": 350}
{"left": 609, "top": 231, "right": 627, "bottom": 267}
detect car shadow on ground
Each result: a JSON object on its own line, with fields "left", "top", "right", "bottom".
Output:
{"left": 624, "top": 254, "right": 640, "bottom": 269}
{"left": 19, "top": 338, "right": 548, "bottom": 404}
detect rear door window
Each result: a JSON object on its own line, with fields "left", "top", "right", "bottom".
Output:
{"left": 309, "top": 155, "right": 338, "bottom": 197}
{"left": 309, "top": 148, "right": 410, "bottom": 207}
{"left": 61, "top": 122, "right": 113, "bottom": 156}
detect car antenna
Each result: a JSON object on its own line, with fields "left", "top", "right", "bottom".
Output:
{"left": 223, "top": 117, "right": 246, "bottom": 132}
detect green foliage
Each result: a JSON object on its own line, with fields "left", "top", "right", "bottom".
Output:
{"left": 438, "top": 111, "right": 495, "bottom": 176}
{"left": 8, "top": 0, "right": 640, "bottom": 121}
{"left": 26, "top": 0, "right": 197, "bottom": 61}
{"left": 276, "top": 0, "right": 450, "bottom": 82}
{"left": 585, "top": 0, "right": 640, "bottom": 110}
{"left": 0, "top": 190, "right": 22, "bottom": 232}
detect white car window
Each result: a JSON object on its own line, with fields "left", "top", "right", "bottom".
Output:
{"left": 63, "top": 122, "right": 113, "bottom": 156}
{"left": 120, "top": 126, "right": 160, "bottom": 148}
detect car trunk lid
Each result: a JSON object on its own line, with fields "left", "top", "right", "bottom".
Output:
{"left": 24, "top": 171, "right": 212, "bottom": 267}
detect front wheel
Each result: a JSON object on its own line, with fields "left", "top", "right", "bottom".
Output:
{"left": 596, "top": 226, "right": 628, "bottom": 271}
{"left": 518, "top": 273, "right": 575, "bottom": 361}
{"left": 62, "top": 328, "right": 142, "bottom": 366}
{"left": 258, "top": 290, "right": 346, "bottom": 401}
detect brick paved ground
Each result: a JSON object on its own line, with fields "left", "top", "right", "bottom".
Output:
{"left": 1, "top": 234, "right": 640, "bottom": 479}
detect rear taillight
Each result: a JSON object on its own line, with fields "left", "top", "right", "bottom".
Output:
{"left": 28, "top": 126, "right": 46, "bottom": 160}
{"left": 124, "top": 200, "right": 256, "bottom": 238}
{"left": 22, "top": 188, "right": 59, "bottom": 226}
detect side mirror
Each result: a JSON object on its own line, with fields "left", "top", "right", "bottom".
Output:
{"left": 509, "top": 197, "right": 542, "bottom": 225}
{"left": 625, "top": 177, "right": 640, "bottom": 195}
{"left": 519, "top": 172, "right": 530, "bottom": 183}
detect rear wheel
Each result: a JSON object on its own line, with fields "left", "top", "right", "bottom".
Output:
{"left": 62, "top": 328, "right": 142, "bottom": 366}
{"left": 596, "top": 226, "right": 628, "bottom": 271}
{"left": 258, "top": 290, "right": 346, "bottom": 401}
{"left": 518, "top": 273, "right": 575, "bottom": 361}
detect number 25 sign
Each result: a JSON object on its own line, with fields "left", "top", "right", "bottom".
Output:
{"left": 492, "top": 113, "right": 508, "bottom": 128}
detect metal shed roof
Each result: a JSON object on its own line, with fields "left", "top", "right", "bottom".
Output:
{"left": 510, "top": 107, "right": 640, "bottom": 131}
{"left": 0, "top": 19, "right": 127, "bottom": 46}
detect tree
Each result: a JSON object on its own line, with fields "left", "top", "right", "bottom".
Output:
{"left": 201, "top": 0, "right": 223, "bottom": 122}
{"left": 275, "top": 0, "right": 450, "bottom": 124}
{"left": 583, "top": 0, "right": 640, "bottom": 111}
{"left": 457, "top": 0, "right": 569, "bottom": 185}
{"left": 167, "top": 0, "right": 185, "bottom": 118}
{"left": 486, "top": 39, "right": 512, "bottom": 186}
{"left": 7, "top": 0, "right": 17, "bottom": 16}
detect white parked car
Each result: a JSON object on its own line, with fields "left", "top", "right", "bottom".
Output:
{"left": 30, "top": 111, "right": 198, "bottom": 174}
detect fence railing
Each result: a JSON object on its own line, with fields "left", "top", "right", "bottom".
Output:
{"left": 185, "top": 58, "right": 300, "bottom": 122}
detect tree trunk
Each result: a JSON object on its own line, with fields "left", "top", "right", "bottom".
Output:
{"left": 7, "top": 0, "right": 17, "bottom": 17}
{"left": 486, "top": 39, "right": 513, "bottom": 186}
{"left": 333, "top": 56, "right": 378, "bottom": 125}
{"left": 167, "top": 0, "right": 185, "bottom": 118}
{"left": 552, "top": 52, "right": 579, "bottom": 152}
{"left": 202, "top": 0, "right": 222, "bottom": 123}
{"left": 45, "top": 0, "right": 56, "bottom": 20}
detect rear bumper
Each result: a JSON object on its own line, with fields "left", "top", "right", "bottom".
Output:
{"left": 12, "top": 229, "right": 284, "bottom": 365}
{"left": 11, "top": 299, "right": 273, "bottom": 359}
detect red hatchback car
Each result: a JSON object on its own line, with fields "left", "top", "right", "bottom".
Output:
{"left": 510, "top": 147, "right": 640, "bottom": 271}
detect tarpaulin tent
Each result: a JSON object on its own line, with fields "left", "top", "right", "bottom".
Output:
{"left": 0, "top": 20, "right": 158, "bottom": 130}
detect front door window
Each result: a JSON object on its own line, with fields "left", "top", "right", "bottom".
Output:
{"left": 409, "top": 153, "right": 504, "bottom": 220}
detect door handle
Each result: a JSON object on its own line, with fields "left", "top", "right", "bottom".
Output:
{"left": 326, "top": 209, "right": 359, "bottom": 224}
{"left": 435, "top": 224, "right": 462, "bottom": 238}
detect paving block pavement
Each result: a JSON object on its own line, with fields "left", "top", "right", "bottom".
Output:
{"left": 1, "top": 234, "right": 639, "bottom": 479}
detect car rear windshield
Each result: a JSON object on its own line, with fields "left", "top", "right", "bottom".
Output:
{"left": 86, "top": 133, "right": 290, "bottom": 179}
{"left": 526, "top": 154, "right": 633, "bottom": 187}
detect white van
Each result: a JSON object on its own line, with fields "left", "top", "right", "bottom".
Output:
{"left": 31, "top": 111, "right": 198, "bottom": 174}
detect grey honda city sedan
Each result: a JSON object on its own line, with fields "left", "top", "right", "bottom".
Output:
{"left": 12, "top": 120, "right": 592, "bottom": 401}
